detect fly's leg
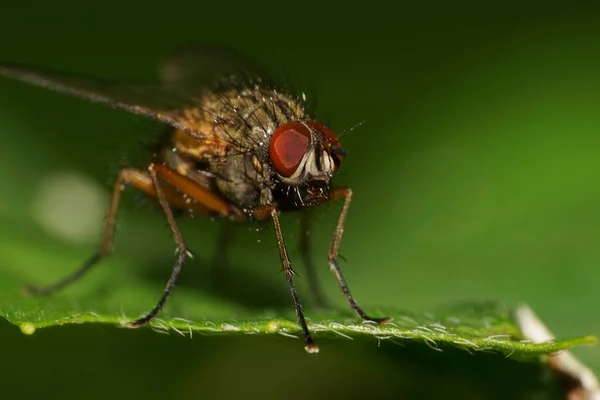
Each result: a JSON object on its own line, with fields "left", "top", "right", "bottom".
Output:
{"left": 299, "top": 211, "right": 330, "bottom": 309}
{"left": 25, "top": 166, "right": 216, "bottom": 296}
{"left": 255, "top": 205, "right": 319, "bottom": 354}
{"left": 130, "top": 163, "right": 240, "bottom": 326}
{"left": 27, "top": 163, "right": 240, "bottom": 328}
{"left": 129, "top": 164, "right": 192, "bottom": 326}
{"left": 25, "top": 168, "right": 154, "bottom": 296}
{"left": 328, "top": 188, "right": 389, "bottom": 324}
{"left": 149, "top": 164, "right": 239, "bottom": 219}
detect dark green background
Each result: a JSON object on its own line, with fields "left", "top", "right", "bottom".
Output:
{"left": 0, "top": 2, "right": 598, "bottom": 398}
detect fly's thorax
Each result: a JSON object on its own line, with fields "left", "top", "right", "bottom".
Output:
{"left": 212, "top": 149, "right": 273, "bottom": 210}
{"left": 204, "top": 86, "right": 308, "bottom": 209}
{"left": 161, "top": 83, "right": 346, "bottom": 213}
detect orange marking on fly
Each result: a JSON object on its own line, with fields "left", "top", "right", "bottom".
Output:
{"left": 172, "top": 126, "right": 229, "bottom": 159}
{"left": 150, "top": 163, "right": 234, "bottom": 217}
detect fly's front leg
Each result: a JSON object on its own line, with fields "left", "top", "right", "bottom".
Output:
{"left": 328, "top": 187, "right": 389, "bottom": 323}
{"left": 254, "top": 205, "right": 319, "bottom": 353}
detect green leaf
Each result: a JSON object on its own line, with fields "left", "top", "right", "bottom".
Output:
{"left": 0, "top": 228, "right": 594, "bottom": 358}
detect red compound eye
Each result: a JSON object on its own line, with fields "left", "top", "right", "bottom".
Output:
{"left": 305, "top": 120, "right": 340, "bottom": 146}
{"left": 269, "top": 121, "right": 311, "bottom": 177}
{"left": 305, "top": 120, "right": 344, "bottom": 168}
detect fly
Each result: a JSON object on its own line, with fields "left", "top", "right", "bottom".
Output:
{"left": 0, "top": 44, "right": 388, "bottom": 353}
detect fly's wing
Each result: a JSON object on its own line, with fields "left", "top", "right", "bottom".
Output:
{"left": 159, "top": 43, "right": 272, "bottom": 89}
{"left": 0, "top": 62, "right": 208, "bottom": 136}
{"left": 0, "top": 45, "right": 272, "bottom": 138}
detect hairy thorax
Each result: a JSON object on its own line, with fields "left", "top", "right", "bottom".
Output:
{"left": 158, "top": 85, "right": 307, "bottom": 213}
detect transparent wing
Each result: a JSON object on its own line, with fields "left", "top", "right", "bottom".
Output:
{"left": 0, "top": 62, "right": 206, "bottom": 133}
{"left": 159, "top": 43, "right": 270, "bottom": 88}
{"left": 0, "top": 45, "right": 270, "bottom": 137}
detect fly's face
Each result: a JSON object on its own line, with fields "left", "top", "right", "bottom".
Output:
{"left": 269, "top": 120, "right": 346, "bottom": 185}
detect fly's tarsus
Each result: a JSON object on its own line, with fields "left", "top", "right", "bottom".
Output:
{"left": 23, "top": 253, "right": 102, "bottom": 296}
{"left": 327, "top": 187, "right": 389, "bottom": 325}
{"left": 268, "top": 205, "right": 318, "bottom": 353}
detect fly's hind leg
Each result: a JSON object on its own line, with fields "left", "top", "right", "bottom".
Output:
{"left": 129, "top": 163, "right": 240, "bottom": 326}
{"left": 25, "top": 166, "right": 217, "bottom": 296}
{"left": 130, "top": 164, "right": 241, "bottom": 328}
{"left": 27, "top": 163, "right": 241, "bottom": 328}
{"left": 24, "top": 168, "right": 153, "bottom": 296}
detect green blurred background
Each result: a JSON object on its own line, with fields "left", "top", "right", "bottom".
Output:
{"left": 1, "top": 1, "right": 599, "bottom": 398}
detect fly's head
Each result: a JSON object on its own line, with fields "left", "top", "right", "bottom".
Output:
{"left": 268, "top": 120, "right": 346, "bottom": 187}
{"left": 202, "top": 86, "right": 345, "bottom": 210}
